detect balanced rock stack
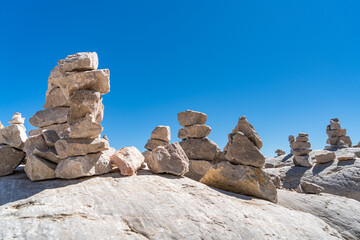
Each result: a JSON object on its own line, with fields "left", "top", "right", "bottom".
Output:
{"left": 177, "top": 110, "right": 220, "bottom": 181}
{"left": 325, "top": 118, "right": 352, "bottom": 149}
{"left": 289, "top": 133, "right": 313, "bottom": 168}
{"left": 25, "top": 52, "right": 114, "bottom": 181}
{"left": 201, "top": 116, "right": 277, "bottom": 203}
{"left": 143, "top": 125, "right": 171, "bottom": 161}
{"left": 0, "top": 113, "right": 27, "bottom": 176}
{"left": 275, "top": 149, "right": 285, "bottom": 156}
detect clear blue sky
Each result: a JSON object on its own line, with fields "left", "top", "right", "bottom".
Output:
{"left": 1, "top": 1, "right": 359, "bottom": 157}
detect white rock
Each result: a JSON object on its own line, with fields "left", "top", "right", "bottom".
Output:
{"left": 61, "top": 52, "right": 98, "bottom": 72}
{"left": 0, "top": 124, "right": 27, "bottom": 149}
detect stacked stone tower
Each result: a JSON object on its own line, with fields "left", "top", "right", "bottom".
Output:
{"left": 325, "top": 118, "right": 352, "bottom": 149}
{"left": 289, "top": 133, "right": 313, "bottom": 167}
{"left": 143, "top": 125, "right": 171, "bottom": 163}
{"left": 25, "top": 52, "right": 114, "bottom": 181}
{"left": 275, "top": 149, "right": 285, "bottom": 156}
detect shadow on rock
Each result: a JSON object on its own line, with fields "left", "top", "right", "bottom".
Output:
{"left": 312, "top": 161, "right": 334, "bottom": 175}
{"left": 337, "top": 159, "right": 356, "bottom": 166}
{"left": 282, "top": 166, "right": 308, "bottom": 189}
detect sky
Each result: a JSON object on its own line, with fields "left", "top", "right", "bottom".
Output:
{"left": 1, "top": 1, "right": 359, "bottom": 157}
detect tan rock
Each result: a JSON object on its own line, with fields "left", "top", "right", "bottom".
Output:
{"left": 330, "top": 118, "right": 341, "bottom": 130}
{"left": 69, "top": 115, "right": 103, "bottom": 139}
{"left": 293, "top": 155, "right": 313, "bottom": 168}
{"left": 41, "top": 130, "right": 60, "bottom": 148}
{"left": 110, "top": 147, "right": 144, "bottom": 176}
{"left": 288, "top": 135, "right": 295, "bottom": 143}
{"left": 142, "top": 151, "right": 152, "bottom": 163}
{"left": 0, "top": 145, "right": 25, "bottom": 176}
{"left": 55, "top": 138, "right": 109, "bottom": 159}
{"left": 23, "top": 134, "right": 49, "bottom": 156}
{"left": 177, "top": 110, "right": 207, "bottom": 127}
{"left": 185, "top": 160, "right": 212, "bottom": 181}
{"left": 315, "top": 151, "right": 336, "bottom": 164}
{"left": 290, "top": 141, "right": 311, "bottom": 150}
{"left": 62, "top": 52, "right": 98, "bottom": 72}
{"left": 29, "top": 122, "right": 70, "bottom": 139}
{"left": 179, "top": 138, "right": 220, "bottom": 161}
{"left": 8, "top": 113, "right": 25, "bottom": 125}
{"left": 178, "top": 125, "right": 211, "bottom": 139}
{"left": 43, "top": 87, "right": 70, "bottom": 109}
{"left": 299, "top": 181, "right": 324, "bottom": 194}
{"left": 150, "top": 125, "right": 171, "bottom": 142}
{"left": 33, "top": 148, "right": 60, "bottom": 164}
{"left": 291, "top": 149, "right": 312, "bottom": 156}
{"left": 275, "top": 149, "right": 285, "bottom": 156}
{"left": 296, "top": 133, "right": 309, "bottom": 142}
{"left": 200, "top": 161, "right": 277, "bottom": 203}
{"left": 213, "top": 151, "right": 227, "bottom": 164}
{"left": 144, "top": 139, "right": 168, "bottom": 151}
{"left": 338, "top": 153, "right": 356, "bottom": 161}
{"left": 0, "top": 124, "right": 27, "bottom": 149}
{"left": 24, "top": 154, "right": 57, "bottom": 181}
{"left": 232, "top": 116, "right": 263, "bottom": 149}
{"left": 29, "top": 107, "right": 69, "bottom": 128}
{"left": 68, "top": 90, "right": 103, "bottom": 124}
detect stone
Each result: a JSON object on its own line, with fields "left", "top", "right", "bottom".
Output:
{"left": 265, "top": 154, "right": 294, "bottom": 168}
{"left": 178, "top": 125, "right": 211, "bottom": 139}
{"left": 213, "top": 151, "right": 227, "bottom": 164}
{"left": 61, "top": 52, "right": 98, "bottom": 72}
{"left": 29, "top": 107, "right": 69, "bottom": 128}
{"left": 232, "top": 116, "right": 263, "bottom": 149}
{"left": 0, "top": 145, "right": 25, "bottom": 176}
{"left": 144, "top": 139, "right": 168, "bottom": 151}
{"left": 150, "top": 125, "right": 171, "bottom": 142}
{"left": 110, "top": 147, "right": 145, "bottom": 176}
{"left": 315, "top": 151, "right": 336, "bottom": 164}
{"left": 55, "top": 148, "right": 115, "bottom": 179}
{"left": 29, "top": 122, "right": 70, "bottom": 139}
{"left": 0, "top": 124, "right": 27, "bottom": 149}
{"left": 142, "top": 150, "right": 152, "bottom": 164}
{"left": 296, "top": 133, "right": 309, "bottom": 142}
{"left": 0, "top": 121, "right": 3, "bottom": 129}
{"left": 290, "top": 141, "right": 311, "bottom": 150}
{"left": 43, "top": 87, "right": 70, "bottom": 109}
{"left": 338, "top": 152, "right": 356, "bottom": 161}
{"left": 299, "top": 181, "right": 324, "bottom": 194}
{"left": 293, "top": 155, "right": 313, "bottom": 168}
{"left": 291, "top": 149, "right": 312, "bottom": 156}
{"left": 225, "top": 132, "right": 265, "bottom": 168}
{"left": 41, "top": 130, "right": 60, "bottom": 148}
{"left": 275, "top": 149, "right": 285, "bottom": 156}
{"left": 179, "top": 138, "right": 220, "bottom": 161}
{"left": 177, "top": 110, "right": 207, "bottom": 127}
{"left": 8, "top": 112, "right": 25, "bottom": 125}
{"left": 23, "top": 134, "right": 49, "bottom": 156}
{"left": 147, "top": 142, "right": 189, "bottom": 176}
{"left": 33, "top": 148, "right": 60, "bottom": 164}
{"left": 185, "top": 160, "right": 212, "bottom": 181}
{"left": 69, "top": 114, "right": 103, "bottom": 139}
{"left": 327, "top": 128, "right": 347, "bottom": 138}
{"left": 200, "top": 161, "right": 277, "bottom": 203}
{"left": 330, "top": 118, "right": 341, "bottom": 130}
{"left": 288, "top": 135, "right": 295, "bottom": 143}
{"left": 68, "top": 90, "right": 103, "bottom": 124}
{"left": 24, "top": 154, "right": 57, "bottom": 181}
{"left": 55, "top": 138, "right": 109, "bottom": 159}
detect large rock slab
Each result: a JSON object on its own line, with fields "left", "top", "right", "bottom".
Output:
{"left": 28, "top": 122, "right": 70, "bottom": 139}
{"left": 24, "top": 154, "right": 57, "bottom": 181}
{"left": 68, "top": 90, "right": 103, "bottom": 124}
{"left": 314, "top": 150, "right": 336, "bottom": 164}
{"left": 0, "top": 171, "right": 342, "bottom": 239}
{"left": 43, "top": 87, "right": 70, "bottom": 109}
{"left": 225, "top": 132, "right": 265, "bottom": 168}
{"left": 232, "top": 116, "right": 263, "bottom": 149}
{"left": 61, "top": 52, "right": 98, "bottom": 72}
{"left": 185, "top": 159, "right": 212, "bottom": 181}
{"left": 179, "top": 138, "right": 220, "bottom": 161}
{"left": 150, "top": 125, "right": 171, "bottom": 142}
{"left": 147, "top": 142, "right": 189, "bottom": 176}
{"left": 29, "top": 107, "right": 69, "bottom": 128}
{"left": 110, "top": 147, "right": 144, "bottom": 176}
{"left": 0, "top": 145, "right": 25, "bottom": 176}
{"left": 69, "top": 115, "right": 103, "bottom": 139}
{"left": 200, "top": 161, "right": 278, "bottom": 203}
{"left": 55, "top": 138, "right": 109, "bottom": 159}
{"left": 178, "top": 125, "right": 211, "bottom": 139}
{"left": 0, "top": 124, "right": 27, "bottom": 149}
{"left": 177, "top": 110, "right": 207, "bottom": 127}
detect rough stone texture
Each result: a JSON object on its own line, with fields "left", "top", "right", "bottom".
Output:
{"left": 150, "top": 125, "right": 171, "bottom": 142}
{"left": 147, "top": 142, "right": 189, "bottom": 176}
{"left": 338, "top": 152, "right": 356, "bottom": 161}
{"left": 315, "top": 151, "right": 336, "bottom": 164}
{"left": 179, "top": 138, "right": 220, "bottom": 161}
{"left": 8, "top": 113, "right": 25, "bottom": 125}
{"left": 288, "top": 135, "right": 295, "bottom": 143}
{"left": 225, "top": 132, "right": 265, "bottom": 168}
{"left": 264, "top": 154, "right": 294, "bottom": 168}
{"left": 178, "top": 125, "right": 211, "bottom": 139}
{"left": 144, "top": 139, "right": 168, "bottom": 151}
{"left": 278, "top": 189, "right": 360, "bottom": 240}
{"left": 41, "top": 130, "right": 60, "bottom": 148}
{"left": 68, "top": 90, "right": 103, "bottom": 124}
{"left": 0, "top": 171, "right": 342, "bottom": 240}
{"left": 62, "top": 52, "right": 98, "bottom": 72}
{"left": 0, "top": 145, "right": 25, "bottom": 176}
{"left": 23, "top": 134, "right": 49, "bottom": 156}
{"left": 326, "top": 119, "right": 352, "bottom": 149}
{"left": 33, "top": 148, "right": 60, "bottom": 164}
{"left": 55, "top": 148, "right": 115, "bottom": 179}
{"left": 213, "top": 151, "right": 227, "bottom": 164}
{"left": 55, "top": 138, "right": 109, "bottom": 159}
{"left": 142, "top": 151, "right": 152, "bottom": 164}
{"left": 43, "top": 87, "right": 70, "bottom": 109}
{"left": 232, "top": 116, "right": 263, "bottom": 149}
{"left": 293, "top": 155, "right": 313, "bottom": 168}
{"left": 291, "top": 149, "right": 312, "bottom": 156}
{"left": 275, "top": 149, "right": 285, "bottom": 156}
{"left": 177, "top": 110, "right": 207, "bottom": 127}
{"left": 296, "top": 133, "right": 309, "bottom": 142}
{"left": 0, "top": 124, "right": 27, "bottom": 149}
{"left": 299, "top": 181, "right": 324, "bottom": 194}
{"left": 69, "top": 115, "right": 103, "bottom": 139}
{"left": 29, "top": 107, "right": 69, "bottom": 128}
{"left": 24, "top": 154, "right": 57, "bottom": 181}
{"left": 185, "top": 160, "right": 212, "bottom": 181}
{"left": 110, "top": 147, "right": 145, "bottom": 176}
{"left": 29, "top": 122, "right": 70, "bottom": 139}
{"left": 200, "top": 161, "right": 277, "bottom": 203}
{"left": 330, "top": 118, "right": 341, "bottom": 129}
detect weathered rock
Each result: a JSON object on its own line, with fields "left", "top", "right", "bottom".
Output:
{"left": 33, "top": 148, "right": 60, "bottom": 164}
{"left": 41, "top": 129, "right": 60, "bottom": 148}
{"left": 232, "top": 116, "right": 263, "bottom": 149}
{"left": 55, "top": 138, "right": 109, "bottom": 159}
{"left": 185, "top": 160, "right": 212, "bottom": 181}
{"left": 69, "top": 115, "right": 103, "bottom": 139}
{"left": 144, "top": 139, "right": 168, "bottom": 151}
{"left": 110, "top": 147, "right": 144, "bottom": 176}
{"left": 200, "top": 161, "right": 277, "bottom": 203}
{"left": 29, "top": 107, "right": 69, "bottom": 128}
{"left": 291, "top": 149, "right": 312, "bottom": 156}
{"left": 275, "top": 149, "right": 285, "bottom": 156}
{"left": 24, "top": 154, "right": 57, "bottom": 181}
{"left": 338, "top": 152, "right": 356, "bottom": 161}
{"left": 43, "top": 87, "right": 70, "bottom": 109}
{"left": 290, "top": 141, "right": 311, "bottom": 150}
{"left": 23, "top": 134, "right": 49, "bottom": 156}
{"left": 330, "top": 118, "right": 341, "bottom": 130}
{"left": 225, "top": 132, "right": 265, "bottom": 168}
{"left": 142, "top": 150, "right": 152, "bottom": 164}
{"left": 299, "top": 181, "right": 324, "bottom": 194}
{"left": 147, "top": 142, "right": 189, "bottom": 176}
{"left": 296, "top": 133, "right": 309, "bottom": 142}
{"left": 0, "top": 121, "right": 4, "bottom": 129}
{"left": 177, "top": 110, "right": 207, "bottom": 127}
{"left": 293, "top": 155, "right": 313, "bottom": 168}
{"left": 61, "top": 52, "right": 98, "bottom": 72}
{"left": 0, "top": 124, "right": 27, "bottom": 149}
{"left": 68, "top": 90, "right": 103, "bottom": 124}
{"left": 213, "top": 151, "right": 227, "bottom": 164}
{"left": 0, "top": 145, "right": 25, "bottom": 176}
{"left": 178, "top": 125, "right": 211, "bottom": 139}
{"left": 29, "top": 122, "right": 70, "bottom": 139}
{"left": 55, "top": 148, "right": 115, "bottom": 179}
{"left": 150, "top": 125, "right": 171, "bottom": 142}
{"left": 315, "top": 151, "right": 336, "bottom": 164}
{"left": 288, "top": 135, "right": 295, "bottom": 143}
{"left": 327, "top": 128, "right": 347, "bottom": 138}
{"left": 265, "top": 154, "right": 294, "bottom": 168}
{"left": 179, "top": 138, "right": 220, "bottom": 161}
{"left": 8, "top": 112, "right": 25, "bottom": 125}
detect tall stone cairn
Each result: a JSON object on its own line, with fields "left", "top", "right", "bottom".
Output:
{"left": 200, "top": 116, "right": 277, "bottom": 203}
{"left": 177, "top": 110, "right": 220, "bottom": 181}
{"left": 325, "top": 118, "right": 352, "bottom": 149}
{"left": 25, "top": 52, "right": 114, "bottom": 181}
{"left": 289, "top": 133, "right": 313, "bottom": 168}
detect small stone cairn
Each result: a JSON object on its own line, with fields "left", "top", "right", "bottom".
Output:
{"left": 325, "top": 118, "right": 352, "bottom": 149}
{"left": 143, "top": 125, "right": 171, "bottom": 163}
{"left": 275, "top": 149, "right": 285, "bottom": 156}
{"left": 0, "top": 113, "right": 27, "bottom": 176}
{"left": 25, "top": 52, "right": 114, "bottom": 181}
{"left": 289, "top": 133, "right": 313, "bottom": 168}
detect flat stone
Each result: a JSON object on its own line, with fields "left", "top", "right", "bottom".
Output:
{"left": 0, "top": 124, "right": 27, "bottom": 149}
{"left": 150, "top": 125, "right": 171, "bottom": 142}
{"left": 327, "top": 128, "right": 347, "bottom": 138}
{"left": 61, "top": 52, "right": 98, "bottom": 72}
{"left": 232, "top": 116, "right": 263, "bottom": 149}
{"left": 68, "top": 90, "right": 103, "bottom": 124}
{"left": 23, "top": 134, "right": 49, "bottom": 156}
{"left": 291, "top": 149, "right": 312, "bottom": 156}
{"left": 144, "top": 139, "right": 168, "bottom": 151}
{"left": 330, "top": 118, "right": 341, "bottom": 130}
{"left": 147, "top": 142, "right": 189, "bottom": 176}
{"left": 41, "top": 130, "right": 60, "bottom": 148}
{"left": 29, "top": 107, "right": 69, "bottom": 128}
{"left": 110, "top": 147, "right": 144, "bottom": 176}
{"left": 24, "top": 154, "right": 57, "bottom": 181}
{"left": 69, "top": 115, "right": 103, "bottom": 139}
{"left": 177, "top": 110, "right": 207, "bottom": 127}
{"left": 33, "top": 148, "right": 60, "bottom": 164}
{"left": 275, "top": 149, "right": 285, "bottom": 156}
{"left": 0, "top": 145, "right": 25, "bottom": 176}
{"left": 200, "top": 161, "right": 277, "bottom": 203}
{"left": 296, "top": 133, "right": 309, "bottom": 142}
{"left": 55, "top": 138, "right": 109, "bottom": 159}
{"left": 225, "top": 132, "right": 265, "bottom": 168}
{"left": 290, "top": 141, "right": 311, "bottom": 150}
{"left": 315, "top": 151, "right": 336, "bottom": 164}
{"left": 185, "top": 160, "right": 212, "bottom": 181}
{"left": 179, "top": 138, "right": 220, "bottom": 161}
{"left": 288, "top": 135, "right": 295, "bottom": 143}
{"left": 293, "top": 155, "right": 313, "bottom": 168}
{"left": 43, "top": 87, "right": 70, "bottom": 109}
{"left": 299, "top": 181, "right": 324, "bottom": 194}
{"left": 29, "top": 122, "right": 70, "bottom": 139}
{"left": 178, "top": 125, "right": 211, "bottom": 139}
{"left": 338, "top": 152, "right": 356, "bottom": 161}
{"left": 8, "top": 113, "right": 25, "bottom": 125}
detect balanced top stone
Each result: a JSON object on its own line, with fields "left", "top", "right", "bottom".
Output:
{"left": 330, "top": 118, "right": 341, "bottom": 130}
{"left": 232, "top": 116, "right": 263, "bottom": 150}
{"left": 177, "top": 110, "right": 207, "bottom": 127}
{"left": 61, "top": 52, "right": 98, "bottom": 72}
{"left": 150, "top": 126, "right": 171, "bottom": 143}
{"left": 325, "top": 118, "right": 352, "bottom": 149}
{"left": 8, "top": 113, "right": 25, "bottom": 125}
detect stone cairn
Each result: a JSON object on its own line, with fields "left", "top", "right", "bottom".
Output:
{"left": 325, "top": 118, "right": 352, "bottom": 149}
{"left": 0, "top": 113, "right": 27, "bottom": 176}
{"left": 143, "top": 125, "right": 171, "bottom": 161}
{"left": 275, "top": 149, "right": 285, "bottom": 156}
{"left": 200, "top": 116, "right": 277, "bottom": 203}
{"left": 177, "top": 110, "right": 220, "bottom": 181}
{"left": 25, "top": 52, "right": 114, "bottom": 181}
{"left": 289, "top": 133, "right": 313, "bottom": 168}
